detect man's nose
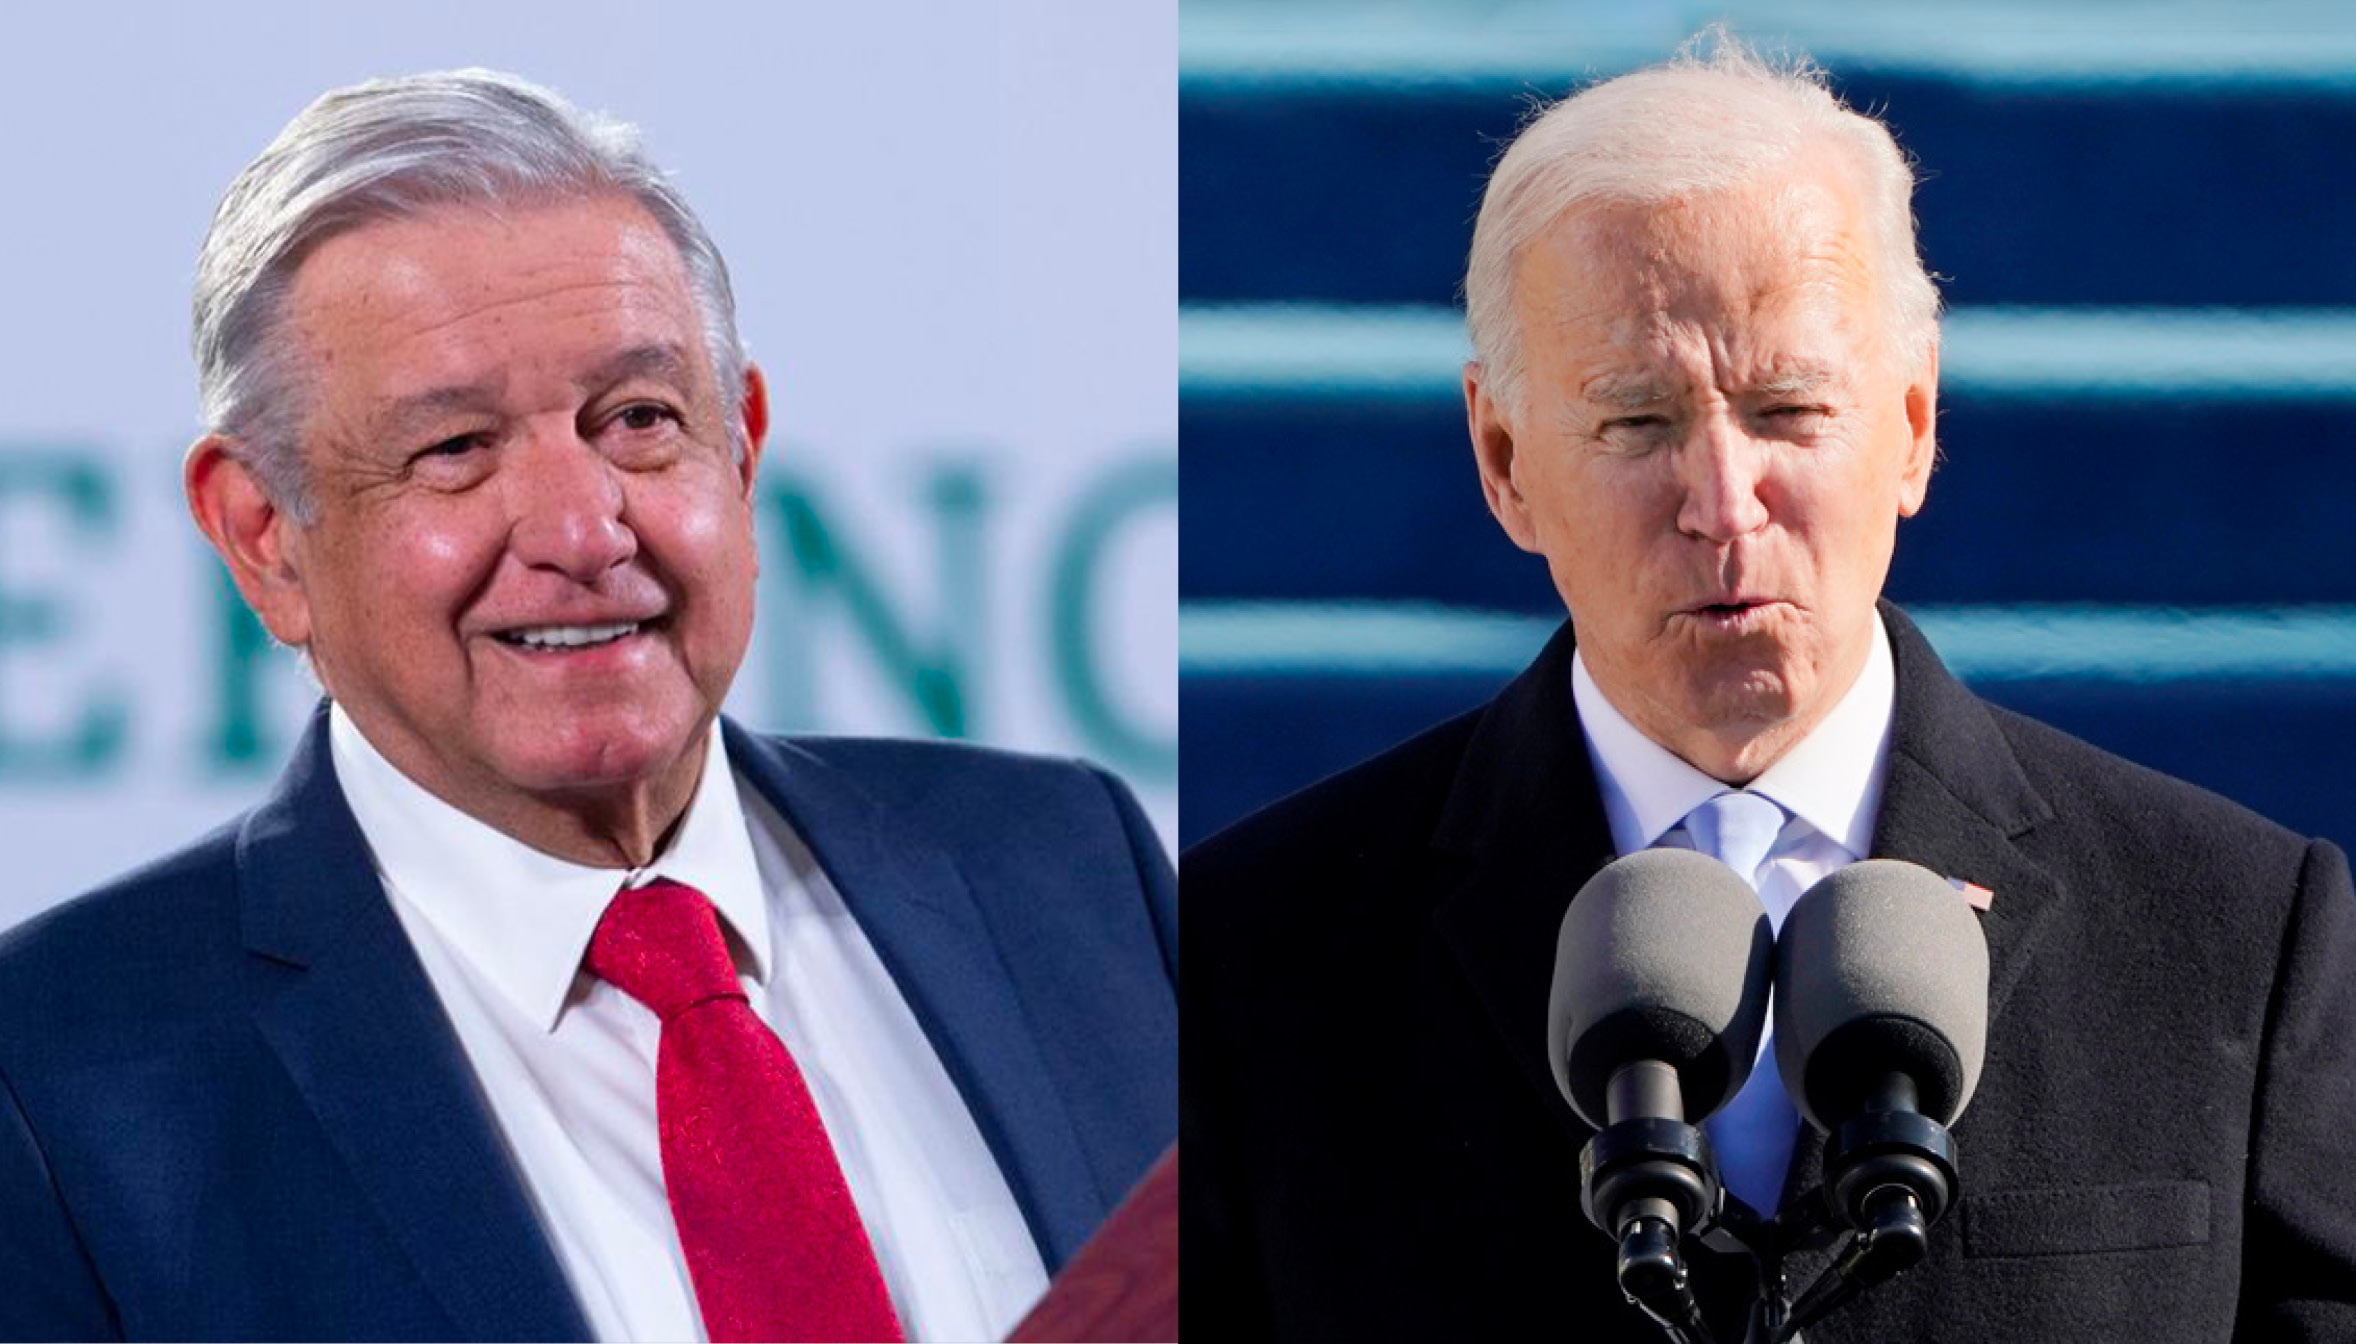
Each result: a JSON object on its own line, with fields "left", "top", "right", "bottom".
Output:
{"left": 1674, "top": 415, "right": 1771, "bottom": 543}
{"left": 505, "top": 425, "right": 636, "bottom": 579}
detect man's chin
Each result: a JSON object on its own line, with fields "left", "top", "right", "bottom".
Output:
{"left": 488, "top": 720, "right": 711, "bottom": 800}
{"left": 1636, "top": 667, "right": 1803, "bottom": 772}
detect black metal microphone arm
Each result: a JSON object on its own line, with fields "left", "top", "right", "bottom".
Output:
{"left": 1672, "top": 1071, "right": 1960, "bottom": 1344}
{"left": 1770, "top": 1072, "right": 1958, "bottom": 1341}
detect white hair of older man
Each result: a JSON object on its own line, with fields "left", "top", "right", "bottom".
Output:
{"left": 192, "top": 68, "right": 748, "bottom": 521}
{"left": 1463, "top": 34, "right": 1942, "bottom": 420}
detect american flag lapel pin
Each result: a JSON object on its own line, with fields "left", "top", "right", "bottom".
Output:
{"left": 1947, "top": 876, "right": 1995, "bottom": 911}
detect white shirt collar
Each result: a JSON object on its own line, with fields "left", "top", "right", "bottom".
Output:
{"left": 1572, "top": 609, "right": 1897, "bottom": 860}
{"left": 328, "top": 704, "right": 774, "bottom": 1032}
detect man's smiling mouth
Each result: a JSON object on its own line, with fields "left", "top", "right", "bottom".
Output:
{"left": 493, "top": 621, "right": 642, "bottom": 651}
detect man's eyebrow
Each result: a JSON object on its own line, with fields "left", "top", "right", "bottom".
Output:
{"left": 1582, "top": 375, "right": 1677, "bottom": 409}
{"left": 377, "top": 381, "right": 503, "bottom": 441}
{"left": 587, "top": 342, "right": 698, "bottom": 392}
{"left": 1754, "top": 364, "right": 1840, "bottom": 398}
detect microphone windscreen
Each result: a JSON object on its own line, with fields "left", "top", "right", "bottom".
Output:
{"left": 1774, "top": 860, "right": 1990, "bottom": 1128}
{"left": 1547, "top": 848, "right": 1774, "bottom": 1127}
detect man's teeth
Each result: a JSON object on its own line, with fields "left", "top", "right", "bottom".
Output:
{"left": 503, "top": 622, "right": 639, "bottom": 649}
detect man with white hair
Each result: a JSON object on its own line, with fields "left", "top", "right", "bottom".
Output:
{"left": 1184, "top": 40, "right": 2356, "bottom": 1341}
{"left": 0, "top": 70, "right": 1175, "bottom": 1342}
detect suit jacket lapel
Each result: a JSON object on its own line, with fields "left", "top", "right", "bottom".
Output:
{"left": 723, "top": 724, "right": 1106, "bottom": 1272}
{"left": 1428, "top": 621, "right": 1620, "bottom": 1134}
{"left": 239, "top": 707, "right": 592, "bottom": 1343}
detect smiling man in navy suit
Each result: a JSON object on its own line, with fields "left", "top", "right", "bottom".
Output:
{"left": 0, "top": 70, "right": 1174, "bottom": 1342}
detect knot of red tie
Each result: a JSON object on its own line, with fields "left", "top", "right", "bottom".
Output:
{"left": 588, "top": 878, "right": 749, "bottom": 1022}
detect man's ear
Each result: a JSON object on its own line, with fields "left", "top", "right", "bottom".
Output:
{"left": 1466, "top": 362, "right": 1541, "bottom": 553}
{"left": 1897, "top": 341, "right": 1939, "bottom": 517}
{"left": 735, "top": 362, "right": 770, "bottom": 497}
{"left": 184, "top": 436, "right": 314, "bottom": 647}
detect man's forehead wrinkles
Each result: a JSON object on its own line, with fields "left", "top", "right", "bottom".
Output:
{"left": 1527, "top": 289, "right": 1627, "bottom": 340}
{"left": 1704, "top": 332, "right": 1847, "bottom": 392}
{"left": 384, "top": 378, "right": 506, "bottom": 420}
{"left": 392, "top": 276, "right": 663, "bottom": 345}
{"left": 1749, "top": 256, "right": 1870, "bottom": 319}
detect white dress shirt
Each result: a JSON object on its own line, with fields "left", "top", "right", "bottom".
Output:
{"left": 1571, "top": 611, "right": 1898, "bottom": 933}
{"left": 328, "top": 706, "right": 1049, "bottom": 1343}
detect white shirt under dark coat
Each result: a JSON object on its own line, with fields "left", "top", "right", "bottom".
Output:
{"left": 329, "top": 705, "right": 1049, "bottom": 1343}
{"left": 1571, "top": 610, "right": 1898, "bottom": 929}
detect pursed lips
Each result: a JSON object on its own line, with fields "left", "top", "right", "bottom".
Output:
{"left": 1672, "top": 595, "right": 1790, "bottom": 633}
{"left": 1683, "top": 595, "right": 1777, "bottom": 616}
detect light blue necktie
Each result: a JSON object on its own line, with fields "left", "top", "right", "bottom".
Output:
{"left": 1680, "top": 790, "right": 1799, "bottom": 1216}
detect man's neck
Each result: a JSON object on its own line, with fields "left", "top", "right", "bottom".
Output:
{"left": 1574, "top": 612, "right": 1898, "bottom": 860}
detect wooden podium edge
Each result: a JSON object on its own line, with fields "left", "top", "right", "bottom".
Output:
{"left": 1006, "top": 1145, "right": 1178, "bottom": 1343}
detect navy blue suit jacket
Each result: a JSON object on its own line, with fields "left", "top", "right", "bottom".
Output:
{"left": 0, "top": 711, "right": 1177, "bottom": 1341}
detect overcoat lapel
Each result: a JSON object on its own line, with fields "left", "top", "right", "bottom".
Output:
{"left": 1870, "top": 605, "right": 2067, "bottom": 1032}
{"left": 724, "top": 724, "right": 1107, "bottom": 1272}
{"left": 238, "top": 707, "right": 592, "bottom": 1342}
{"left": 1429, "top": 621, "right": 1619, "bottom": 1132}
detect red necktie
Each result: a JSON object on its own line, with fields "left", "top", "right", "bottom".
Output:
{"left": 589, "top": 878, "right": 906, "bottom": 1343}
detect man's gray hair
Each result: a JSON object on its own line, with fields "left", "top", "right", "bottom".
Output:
{"left": 193, "top": 68, "right": 746, "bottom": 520}
{"left": 1463, "top": 35, "right": 1941, "bottom": 418}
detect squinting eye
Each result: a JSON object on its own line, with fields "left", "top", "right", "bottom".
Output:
{"left": 421, "top": 434, "right": 484, "bottom": 458}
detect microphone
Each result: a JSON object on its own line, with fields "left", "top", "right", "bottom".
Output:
{"left": 1548, "top": 848, "right": 1774, "bottom": 1343}
{"left": 1771, "top": 859, "right": 1989, "bottom": 1333}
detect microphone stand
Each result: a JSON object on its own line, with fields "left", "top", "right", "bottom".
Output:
{"left": 1771, "top": 1074, "right": 1955, "bottom": 1340}
{"left": 1698, "top": 1185, "right": 1844, "bottom": 1343}
{"left": 1688, "top": 1074, "right": 1959, "bottom": 1344}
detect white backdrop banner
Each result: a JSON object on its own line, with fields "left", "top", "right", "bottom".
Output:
{"left": 0, "top": 0, "right": 1175, "bottom": 926}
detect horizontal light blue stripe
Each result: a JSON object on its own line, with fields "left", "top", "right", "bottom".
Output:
{"left": 1183, "top": 7, "right": 2356, "bottom": 91}
{"left": 1179, "top": 303, "right": 2356, "bottom": 401}
{"left": 1184, "top": 602, "right": 1551, "bottom": 675}
{"left": 1942, "top": 308, "right": 2356, "bottom": 396}
{"left": 1182, "top": 304, "right": 1470, "bottom": 399}
{"left": 1181, "top": 601, "right": 2356, "bottom": 682}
